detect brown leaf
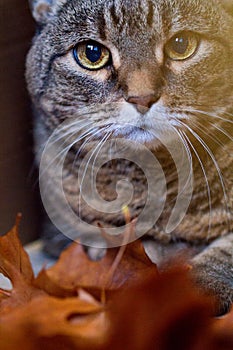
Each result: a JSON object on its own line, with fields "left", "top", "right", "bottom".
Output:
{"left": 0, "top": 292, "right": 108, "bottom": 350}
{"left": 0, "top": 216, "right": 45, "bottom": 313}
{"left": 2, "top": 218, "right": 233, "bottom": 350}
{"left": 106, "top": 267, "right": 213, "bottom": 350}
{"left": 0, "top": 214, "right": 34, "bottom": 283}
{"left": 34, "top": 239, "right": 158, "bottom": 298}
{"left": 208, "top": 307, "right": 233, "bottom": 350}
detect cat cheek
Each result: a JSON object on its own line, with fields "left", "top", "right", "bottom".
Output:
{"left": 40, "top": 97, "right": 54, "bottom": 114}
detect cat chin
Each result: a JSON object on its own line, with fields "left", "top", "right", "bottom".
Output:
{"left": 110, "top": 124, "right": 181, "bottom": 151}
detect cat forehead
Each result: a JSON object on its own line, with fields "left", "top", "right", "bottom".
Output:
{"left": 31, "top": 0, "right": 228, "bottom": 29}
{"left": 34, "top": 0, "right": 229, "bottom": 57}
{"left": 51, "top": 0, "right": 220, "bottom": 41}
{"left": 56, "top": 0, "right": 222, "bottom": 36}
{"left": 60, "top": 0, "right": 215, "bottom": 14}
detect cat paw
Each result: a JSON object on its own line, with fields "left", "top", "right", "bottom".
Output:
{"left": 191, "top": 260, "right": 233, "bottom": 316}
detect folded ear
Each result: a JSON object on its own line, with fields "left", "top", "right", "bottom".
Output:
{"left": 29, "top": 0, "right": 66, "bottom": 24}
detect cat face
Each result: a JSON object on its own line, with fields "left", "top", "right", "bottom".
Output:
{"left": 26, "top": 0, "right": 233, "bottom": 149}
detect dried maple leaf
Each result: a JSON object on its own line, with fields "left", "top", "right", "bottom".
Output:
{"left": 106, "top": 267, "right": 213, "bottom": 350}
{"left": 0, "top": 291, "right": 109, "bottom": 350}
{"left": 1, "top": 217, "right": 233, "bottom": 350}
{"left": 0, "top": 215, "right": 45, "bottom": 313}
{"left": 0, "top": 219, "right": 110, "bottom": 350}
{"left": 34, "top": 238, "right": 158, "bottom": 299}
{"left": 0, "top": 214, "right": 33, "bottom": 282}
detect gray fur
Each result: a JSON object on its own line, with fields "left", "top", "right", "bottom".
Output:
{"left": 26, "top": 0, "right": 233, "bottom": 314}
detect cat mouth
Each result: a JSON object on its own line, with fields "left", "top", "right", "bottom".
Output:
{"left": 118, "top": 126, "right": 157, "bottom": 143}
{"left": 105, "top": 124, "right": 161, "bottom": 146}
{"left": 97, "top": 115, "right": 182, "bottom": 149}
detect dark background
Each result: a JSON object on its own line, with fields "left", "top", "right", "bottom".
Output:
{"left": 0, "top": 0, "right": 40, "bottom": 243}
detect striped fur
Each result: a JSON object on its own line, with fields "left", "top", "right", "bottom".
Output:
{"left": 27, "top": 0, "right": 233, "bottom": 314}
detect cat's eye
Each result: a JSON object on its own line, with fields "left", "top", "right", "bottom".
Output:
{"left": 165, "top": 32, "right": 199, "bottom": 60}
{"left": 73, "top": 41, "right": 111, "bottom": 70}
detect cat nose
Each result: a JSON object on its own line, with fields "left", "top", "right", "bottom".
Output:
{"left": 127, "top": 94, "right": 159, "bottom": 114}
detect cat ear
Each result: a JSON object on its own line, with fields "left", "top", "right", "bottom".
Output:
{"left": 29, "top": 0, "right": 66, "bottom": 24}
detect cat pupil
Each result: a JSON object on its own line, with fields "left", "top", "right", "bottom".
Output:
{"left": 86, "top": 43, "right": 101, "bottom": 63}
{"left": 173, "top": 36, "right": 188, "bottom": 54}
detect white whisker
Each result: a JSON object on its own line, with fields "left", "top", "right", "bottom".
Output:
{"left": 210, "top": 123, "right": 233, "bottom": 144}
{"left": 91, "top": 129, "right": 113, "bottom": 192}
{"left": 78, "top": 128, "right": 112, "bottom": 218}
{"left": 49, "top": 119, "right": 92, "bottom": 148}
{"left": 179, "top": 120, "right": 230, "bottom": 230}
{"left": 40, "top": 126, "right": 98, "bottom": 181}
{"left": 190, "top": 108, "right": 233, "bottom": 144}
{"left": 71, "top": 127, "right": 102, "bottom": 172}
{"left": 189, "top": 119, "right": 232, "bottom": 155}
{"left": 181, "top": 130, "right": 212, "bottom": 237}
{"left": 186, "top": 107, "right": 233, "bottom": 125}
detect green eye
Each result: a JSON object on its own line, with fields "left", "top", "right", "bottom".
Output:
{"left": 165, "top": 32, "right": 199, "bottom": 60}
{"left": 73, "top": 41, "right": 111, "bottom": 70}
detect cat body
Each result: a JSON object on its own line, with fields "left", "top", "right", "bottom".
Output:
{"left": 27, "top": 0, "right": 233, "bottom": 314}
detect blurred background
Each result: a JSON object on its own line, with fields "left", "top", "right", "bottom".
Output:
{"left": 0, "top": 0, "right": 41, "bottom": 243}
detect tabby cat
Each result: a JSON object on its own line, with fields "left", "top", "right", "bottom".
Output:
{"left": 26, "top": 0, "right": 233, "bottom": 314}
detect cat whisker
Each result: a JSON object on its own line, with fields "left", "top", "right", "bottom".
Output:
{"left": 192, "top": 104, "right": 233, "bottom": 119}
{"left": 79, "top": 127, "right": 112, "bottom": 193}
{"left": 48, "top": 120, "right": 93, "bottom": 153}
{"left": 188, "top": 119, "right": 232, "bottom": 156}
{"left": 204, "top": 122, "right": 233, "bottom": 145}
{"left": 71, "top": 127, "right": 104, "bottom": 172}
{"left": 157, "top": 125, "right": 193, "bottom": 201}
{"left": 187, "top": 107, "right": 233, "bottom": 125}
{"left": 208, "top": 123, "right": 233, "bottom": 144}
{"left": 39, "top": 126, "right": 98, "bottom": 183}
{"left": 90, "top": 129, "right": 113, "bottom": 192}
{"left": 78, "top": 128, "right": 112, "bottom": 218}
{"left": 180, "top": 129, "right": 212, "bottom": 237}
{"left": 178, "top": 120, "right": 230, "bottom": 232}
{"left": 175, "top": 128, "right": 193, "bottom": 193}
{"left": 188, "top": 108, "right": 233, "bottom": 144}
{"left": 224, "top": 111, "right": 233, "bottom": 118}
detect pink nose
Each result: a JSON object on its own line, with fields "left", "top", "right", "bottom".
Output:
{"left": 127, "top": 94, "right": 159, "bottom": 113}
